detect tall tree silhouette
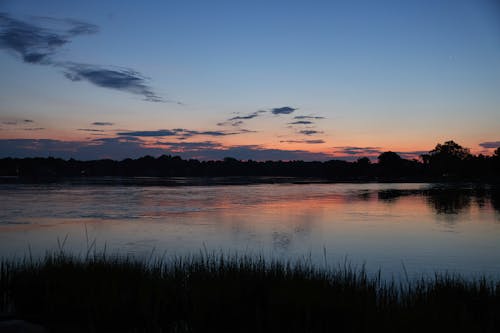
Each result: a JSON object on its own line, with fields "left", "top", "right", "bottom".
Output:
{"left": 423, "top": 141, "right": 471, "bottom": 177}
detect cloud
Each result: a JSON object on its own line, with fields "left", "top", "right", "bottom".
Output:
{"left": 299, "top": 130, "right": 322, "bottom": 136}
{"left": 117, "top": 129, "right": 178, "bottom": 137}
{"left": 271, "top": 106, "right": 297, "bottom": 115}
{"left": 0, "top": 138, "right": 333, "bottom": 161}
{"left": 92, "top": 122, "right": 114, "bottom": 126}
{"left": 0, "top": 139, "right": 79, "bottom": 155}
{"left": 0, "top": 12, "right": 98, "bottom": 64}
{"left": 479, "top": 141, "right": 500, "bottom": 149}
{"left": 78, "top": 128, "right": 105, "bottom": 132}
{"left": 0, "top": 12, "right": 166, "bottom": 102}
{"left": 294, "top": 115, "right": 325, "bottom": 120}
{"left": 280, "top": 139, "right": 325, "bottom": 144}
{"left": 193, "top": 130, "right": 236, "bottom": 137}
{"left": 188, "top": 145, "right": 332, "bottom": 161}
{"left": 229, "top": 111, "right": 265, "bottom": 121}
{"left": 217, "top": 120, "right": 244, "bottom": 127}
{"left": 0, "top": 137, "right": 166, "bottom": 160}
{"left": 396, "top": 151, "right": 428, "bottom": 160}
{"left": 63, "top": 63, "right": 164, "bottom": 102}
{"left": 331, "top": 147, "right": 428, "bottom": 161}
{"left": 22, "top": 127, "right": 44, "bottom": 131}
{"left": 289, "top": 121, "right": 313, "bottom": 125}
{"left": 218, "top": 110, "right": 266, "bottom": 127}
{"left": 118, "top": 128, "right": 251, "bottom": 138}
{"left": 95, "top": 136, "right": 141, "bottom": 142}
{"left": 154, "top": 141, "right": 222, "bottom": 151}
{"left": 333, "top": 146, "right": 382, "bottom": 156}
{"left": 2, "top": 119, "right": 36, "bottom": 126}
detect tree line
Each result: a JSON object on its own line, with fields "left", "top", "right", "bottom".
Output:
{"left": 1, "top": 141, "right": 499, "bottom": 181}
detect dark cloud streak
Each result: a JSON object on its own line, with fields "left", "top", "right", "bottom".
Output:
{"left": 289, "top": 121, "right": 313, "bottom": 125}
{"left": 294, "top": 115, "right": 325, "bottom": 120}
{"left": 271, "top": 106, "right": 297, "bottom": 115}
{"left": 229, "top": 111, "right": 265, "bottom": 121}
{"left": 78, "top": 128, "right": 105, "bottom": 132}
{"left": 280, "top": 139, "right": 325, "bottom": 144}
{"left": 0, "top": 12, "right": 98, "bottom": 64}
{"left": 299, "top": 130, "right": 322, "bottom": 136}
{"left": 63, "top": 63, "right": 164, "bottom": 102}
{"left": 479, "top": 141, "right": 500, "bottom": 149}
{"left": 333, "top": 146, "right": 382, "bottom": 155}
{"left": 117, "top": 128, "right": 250, "bottom": 138}
{"left": 0, "top": 12, "right": 167, "bottom": 102}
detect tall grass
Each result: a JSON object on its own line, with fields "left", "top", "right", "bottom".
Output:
{"left": 1, "top": 252, "right": 499, "bottom": 332}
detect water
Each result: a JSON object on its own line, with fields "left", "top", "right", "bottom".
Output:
{"left": 1, "top": 181, "right": 499, "bottom": 279}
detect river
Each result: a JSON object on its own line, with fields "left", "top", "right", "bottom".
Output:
{"left": 1, "top": 181, "right": 499, "bottom": 279}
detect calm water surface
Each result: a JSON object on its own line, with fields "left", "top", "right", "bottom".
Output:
{"left": 1, "top": 181, "right": 499, "bottom": 279}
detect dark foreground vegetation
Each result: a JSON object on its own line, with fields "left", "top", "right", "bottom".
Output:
{"left": 1, "top": 141, "right": 499, "bottom": 181}
{"left": 1, "top": 253, "right": 499, "bottom": 332}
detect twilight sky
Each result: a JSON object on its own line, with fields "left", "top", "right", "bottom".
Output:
{"left": 1, "top": 0, "right": 499, "bottom": 161}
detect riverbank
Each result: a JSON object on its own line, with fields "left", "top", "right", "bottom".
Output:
{"left": 1, "top": 253, "right": 499, "bottom": 332}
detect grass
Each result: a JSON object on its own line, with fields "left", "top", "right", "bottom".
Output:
{"left": 1, "top": 252, "right": 499, "bottom": 333}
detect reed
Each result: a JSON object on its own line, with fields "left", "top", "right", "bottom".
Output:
{"left": 1, "top": 252, "right": 499, "bottom": 332}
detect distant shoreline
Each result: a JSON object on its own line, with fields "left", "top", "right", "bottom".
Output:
{"left": 2, "top": 175, "right": 500, "bottom": 187}
{"left": 2, "top": 175, "right": 500, "bottom": 186}
{"left": 2, "top": 147, "right": 499, "bottom": 183}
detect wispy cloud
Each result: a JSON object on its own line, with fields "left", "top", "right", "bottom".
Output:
{"left": 117, "top": 128, "right": 251, "bottom": 138}
{"left": 271, "top": 106, "right": 297, "bottom": 115}
{"left": 229, "top": 110, "right": 265, "bottom": 121}
{"left": 63, "top": 63, "right": 164, "bottom": 102}
{"left": 92, "top": 122, "right": 114, "bottom": 126}
{"left": 396, "top": 151, "right": 428, "bottom": 160}
{"left": 479, "top": 141, "right": 500, "bottom": 149}
{"left": 154, "top": 141, "right": 222, "bottom": 151}
{"left": 117, "top": 129, "right": 178, "bottom": 137}
{"left": 78, "top": 128, "right": 105, "bottom": 132}
{"left": 294, "top": 115, "right": 325, "bottom": 120}
{"left": 280, "top": 139, "right": 325, "bottom": 144}
{"left": 0, "top": 12, "right": 167, "bottom": 102}
{"left": 22, "top": 127, "right": 44, "bottom": 131}
{"left": 216, "top": 120, "right": 244, "bottom": 127}
{"left": 0, "top": 12, "right": 97, "bottom": 64}
{"left": 333, "top": 146, "right": 382, "bottom": 156}
{"left": 218, "top": 110, "right": 266, "bottom": 127}
{"left": 1, "top": 118, "right": 36, "bottom": 126}
{"left": 289, "top": 120, "right": 313, "bottom": 125}
{"left": 299, "top": 130, "right": 322, "bottom": 136}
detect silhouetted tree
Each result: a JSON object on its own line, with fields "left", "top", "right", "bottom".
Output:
{"left": 426, "top": 141, "right": 471, "bottom": 177}
{"left": 356, "top": 157, "right": 371, "bottom": 166}
{"left": 377, "top": 151, "right": 405, "bottom": 178}
{"left": 378, "top": 152, "right": 402, "bottom": 166}
{"left": 430, "top": 140, "right": 471, "bottom": 160}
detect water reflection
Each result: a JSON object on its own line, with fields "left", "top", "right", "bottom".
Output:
{"left": 376, "top": 186, "right": 500, "bottom": 216}
{"left": 1, "top": 182, "right": 499, "bottom": 278}
{"left": 425, "top": 189, "right": 471, "bottom": 215}
{"left": 491, "top": 190, "right": 500, "bottom": 214}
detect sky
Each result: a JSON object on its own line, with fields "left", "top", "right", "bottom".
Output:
{"left": 0, "top": 0, "right": 499, "bottom": 161}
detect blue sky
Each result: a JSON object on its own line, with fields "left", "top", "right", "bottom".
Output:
{"left": 1, "top": 0, "right": 499, "bottom": 160}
